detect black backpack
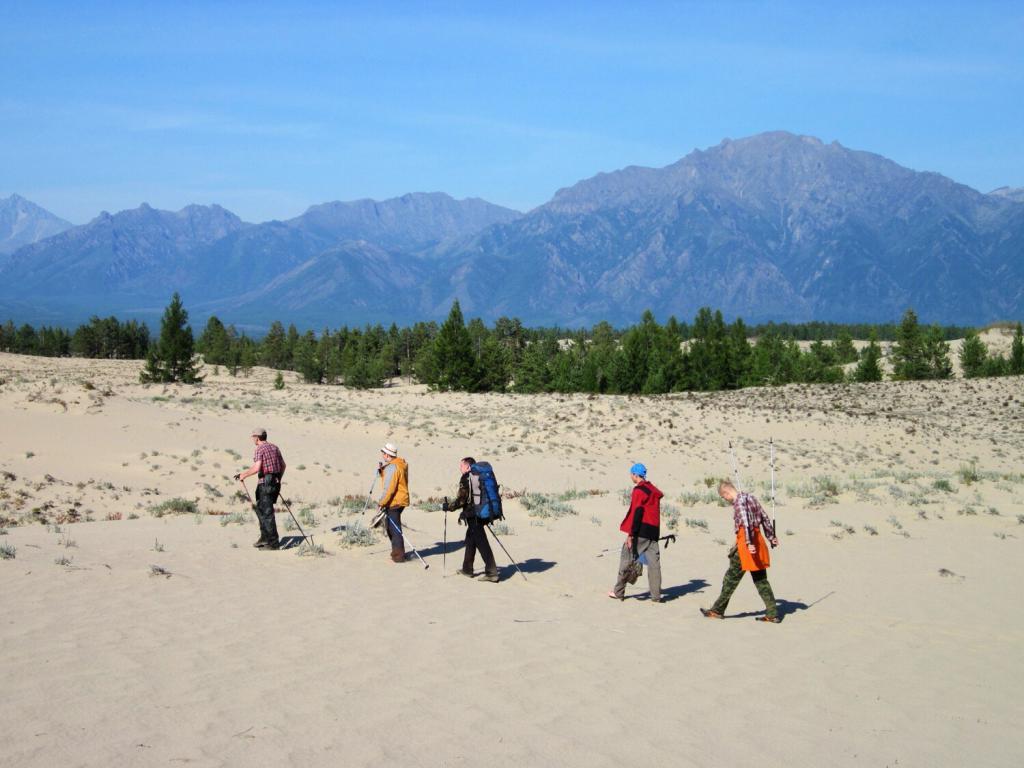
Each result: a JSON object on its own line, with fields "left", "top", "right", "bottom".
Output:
{"left": 470, "top": 461, "right": 504, "bottom": 523}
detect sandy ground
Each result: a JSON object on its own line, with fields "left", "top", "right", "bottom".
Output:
{"left": 1, "top": 351, "right": 1023, "bottom": 767}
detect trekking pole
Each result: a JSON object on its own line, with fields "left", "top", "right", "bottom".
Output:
{"left": 361, "top": 467, "right": 380, "bottom": 515}
{"left": 728, "top": 441, "right": 743, "bottom": 490}
{"left": 442, "top": 497, "right": 449, "bottom": 577}
{"left": 385, "top": 513, "right": 429, "bottom": 570}
{"left": 279, "top": 495, "right": 314, "bottom": 548}
{"left": 486, "top": 524, "right": 527, "bottom": 582}
{"left": 659, "top": 534, "right": 677, "bottom": 549}
{"left": 238, "top": 477, "right": 255, "bottom": 507}
{"left": 769, "top": 437, "right": 777, "bottom": 544}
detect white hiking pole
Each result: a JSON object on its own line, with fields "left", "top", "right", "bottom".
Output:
{"left": 385, "top": 514, "right": 429, "bottom": 570}
{"left": 769, "top": 437, "right": 777, "bottom": 541}
{"left": 728, "top": 441, "right": 743, "bottom": 490}
{"left": 360, "top": 467, "right": 379, "bottom": 515}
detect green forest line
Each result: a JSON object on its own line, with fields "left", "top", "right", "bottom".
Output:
{"left": 2, "top": 296, "right": 1022, "bottom": 392}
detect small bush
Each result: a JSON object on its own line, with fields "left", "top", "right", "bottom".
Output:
{"left": 0, "top": 543, "right": 15, "bottom": 560}
{"left": 932, "top": 478, "right": 954, "bottom": 493}
{"left": 338, "top": 521, "right": 376, "bottom": 547}
{"left": 864, "top": 525, "right": 878, "bottom": 535}
{"left": 520, "top": 493, "right": 577, "bottom": 519}
{"left": 219, "top": 511, "right": 250, "bottom": 526}
{"left": 490, "top": 521, "right": 514, "bottom": 535}
{"left": 957, "top": 463, "right": 980, "bottom": 486}
{"left": 273, "top": 371, "right": 285, "bottom": 390}
{"left": 149, "top": 497, "right": 199, "bottom": 517}
{"left": 684, "top": 517, "right": 709, "bottom": 531}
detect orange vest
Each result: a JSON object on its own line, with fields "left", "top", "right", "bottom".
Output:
{"left": 737, "top": 527, "right": 771, "bottom": 571}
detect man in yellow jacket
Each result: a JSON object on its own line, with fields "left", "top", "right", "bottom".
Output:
{"left": 377, "top": 442, "right": 410, "bottom": 563}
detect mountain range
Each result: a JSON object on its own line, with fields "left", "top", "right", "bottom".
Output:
{"left": 2, "top": 132, "right": 1022, "bottom": 330}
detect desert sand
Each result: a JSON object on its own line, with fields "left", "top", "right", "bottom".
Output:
{"left": 1, "top": 350, "right": 1022, "bottom": 767}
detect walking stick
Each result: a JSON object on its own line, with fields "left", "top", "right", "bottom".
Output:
{"left": 239, "top": 478, "right": 313, "bottom": 548}
{"left": 486, "top": 524, "right": 527, "bottom": 582}
{"left": 279, "top": 494, "right": 314, "bottom": 548}
{"left": 769, "top": 437, "right": 777, "bottom": 544}
{"left": 361, "top": 467, "right": 379, "bottom": 515}
{"left": 443, "top": 497, "right": 449, "bottom": 577}
{"left": 385, "top": 513, "right": 429, "bottom": 569}
{"left": 728, "top": 441, "right": 743, "bottom": 490}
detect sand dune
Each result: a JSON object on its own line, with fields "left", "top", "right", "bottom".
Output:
{"left": 1, "top": 352, "right": 1022, "bottom": 767}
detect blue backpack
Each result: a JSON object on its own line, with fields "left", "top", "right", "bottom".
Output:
{"left": 470, "top": 462, "right": 504, "bottom": 523}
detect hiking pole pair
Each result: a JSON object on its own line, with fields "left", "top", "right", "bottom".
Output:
{"left": 382, "top": 511, "right": 429, "bottom": 569}
{"left": 238, "top": 477, "right": 314, "bottom": 548}
{"left": 486, "top": 523, "right": 527, "bottom": 582}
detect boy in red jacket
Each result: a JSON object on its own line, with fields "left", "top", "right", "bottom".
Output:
{"left": 608, "top": 463, "right": 663, "bottom": 603}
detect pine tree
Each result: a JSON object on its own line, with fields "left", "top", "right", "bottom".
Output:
{"left": 261, "top": 321, "right": 289, "bottom": 369}
{"left": 891, "top": 309, "right": 928, "bottom": 381}
{"left": 140, "top": 293, "right": 203, "bottom": 383}
{"left": 1010, "top": 322, "right": 1024, "bottom": 375}
{"left": 196, "top": 316, "right": 231, "bottom": 366}
{"left": 924, "top": 324, "right": 952, "bottom": 379}
{"left": 431, "top": 301, "right": 479, "bottom": 391}
{"left": 958, "top": 329, "right": 988, "bottom": 379}
{"left": 832, "top": 329, "right": 858, "bottom": 364}
{"left": 854, "top": 329, "right": 883, "bottom": 382}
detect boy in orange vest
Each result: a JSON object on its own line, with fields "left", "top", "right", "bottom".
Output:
{"left": 701, "top": 480, "right": 780, "bottom": 622}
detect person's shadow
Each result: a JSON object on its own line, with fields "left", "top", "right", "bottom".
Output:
{"left": 729, "top": 592, "right": 834, "bottom": 620}
{"left": 498, "top": 558, "right": 556, "bottom": 579}
{"left": 657, "top": 579, "right": 710, "bottom": 602}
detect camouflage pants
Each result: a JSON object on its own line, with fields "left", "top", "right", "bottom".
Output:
{"left": 711, "top": 546, "right": 777, "bottom": 619}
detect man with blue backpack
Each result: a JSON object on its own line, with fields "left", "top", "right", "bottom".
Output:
{"left": 443, "top": 456, "right": 501, "bottom": 583}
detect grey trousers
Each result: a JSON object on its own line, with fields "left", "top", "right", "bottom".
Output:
{"left": 612, "top": 538, "right": 661, "bottom": 601}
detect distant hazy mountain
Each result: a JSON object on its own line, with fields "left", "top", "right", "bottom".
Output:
{"left": 433, "top": 132, "right": 1024, "bottom": 325}
{"left": 990, "top": 186, "right": 1024, "bottom": 203}
{"left": 1, "top": 136, "right": 1021, "bottom": 329}
{"left": 0, "top": 194, "right": 72, "bottom": 255}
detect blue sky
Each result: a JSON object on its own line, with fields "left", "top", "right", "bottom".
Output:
{"left": 2, "top": 1, "right": 1022, "bottom": 224}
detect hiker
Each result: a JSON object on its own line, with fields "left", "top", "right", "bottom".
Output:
{"left": 701, "top": 480, "right": 780, "bottom": 623}
{"left": 443, "top": 457, "right": 499, "bottom": 583}
{"left": 233, "top": 428, "right": 286, "bottom": 551}
{"left": 609, "top": 463, "right": 663, "bottom": 603}
{"left": 377, "top": 442, "right": 410, "bottom": 563}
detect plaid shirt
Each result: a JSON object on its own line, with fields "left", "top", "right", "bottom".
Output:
{"left": 733, "top": 492, "right": 775, "bottom": 543}
{"left": 254, "top": 441, "right": 286, "bottom": 476}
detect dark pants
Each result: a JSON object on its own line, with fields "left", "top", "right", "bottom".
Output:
{"left": 255, "top": 479, "right": 280, "bottom": 545}
{"left": 711, "top": 546, "right": 777, "bottom": 619}
{"left": 385, "top": 507, "right": 404, "bottom": 553}
{"left": 462, "top": 517, "right": 497, "bottom": 575}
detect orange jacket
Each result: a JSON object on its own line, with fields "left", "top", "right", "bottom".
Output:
{"left": 378, "top": 456, "right": 410, "bottom": 508}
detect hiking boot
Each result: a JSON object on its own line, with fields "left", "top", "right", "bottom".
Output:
{"left": 756, "top": 615, "right": 780, "bottom": 623}
{"left": 649, "top": 597, "right": 663, "bottom": 604}
{"left": 607, "top": 590, "right": 623, "bottom": 600}
{"left": 261, "top": 542, "right": 280, "bottom": 551}
{"left": 391, "top": 551, "right": 406, "bottom": 563}
{"left": 456, "top": 568, "right": 474, "bottom": 577}
{"left": 253, "top": 537, "right": 268, "bottom": 548}
{"left": 479, "top": 572, "right": 499, "bottom": 583}
{"left": 700, "top": 608, "right": 724, "bottom": 619}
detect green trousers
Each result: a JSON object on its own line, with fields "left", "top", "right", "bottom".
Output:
{"left": 711, "top": 546, "right": 777, "bottom": 619}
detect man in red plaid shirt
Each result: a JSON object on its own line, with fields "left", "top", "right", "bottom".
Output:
{"left": 235, "top": 428, "right": 286, "bottom": 550}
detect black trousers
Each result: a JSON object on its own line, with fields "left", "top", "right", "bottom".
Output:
{"left": 255, "top": 478, "right": 280, "bottom": 545}
{"left": 463, "top": 517, "right": 497, "bottom": 574}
